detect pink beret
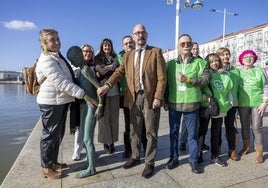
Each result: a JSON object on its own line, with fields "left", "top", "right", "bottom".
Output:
{"left": 238, "top": 50, "right": 258, "bottom": 65}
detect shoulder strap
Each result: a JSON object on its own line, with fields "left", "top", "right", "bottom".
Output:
{"left": 59, "top": 53, "right": 76, "bottom": 83}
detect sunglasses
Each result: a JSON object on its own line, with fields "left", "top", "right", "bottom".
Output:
{"left": 179, "top": 42, "right": 192, "bottom": 47}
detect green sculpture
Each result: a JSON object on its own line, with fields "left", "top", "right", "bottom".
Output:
{"left": 67, "top": 46, "right": 103, "bottom": 178}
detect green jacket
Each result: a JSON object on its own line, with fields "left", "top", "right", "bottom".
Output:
{"left": 166, "top": 56, "right": 210, "bottom": 112}
{"left": 203, "top": 70, "right": 233, "bottom": 115}
{"left": 238, "top": 66, "right": 266, "bottom": 107}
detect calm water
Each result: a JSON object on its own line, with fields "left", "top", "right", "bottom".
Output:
{"left": 0, "top": 84, "right": 40, "bottom": 185}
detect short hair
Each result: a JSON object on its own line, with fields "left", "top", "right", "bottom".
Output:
{"left": 39, "top": 28, "right": 58, "bottom": 55}
{"left": 238, "top": 50, "right": 258, "bottom": 65}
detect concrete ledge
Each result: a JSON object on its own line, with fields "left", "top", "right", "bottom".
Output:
{"left": 2, "top": 110, "right": 268, "bottom": 188}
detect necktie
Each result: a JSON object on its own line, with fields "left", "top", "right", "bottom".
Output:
{"left": 134, "top": 49, "right": 142, "bottom": 92}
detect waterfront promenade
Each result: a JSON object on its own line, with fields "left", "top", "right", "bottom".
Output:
{"left": 2, "top": 109, "right": 268, "bottom": 188}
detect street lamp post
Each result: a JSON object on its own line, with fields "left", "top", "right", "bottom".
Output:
{"left": 210, "top": 8, "right": 239, "bottom": 46}
{"left": 167, "top": 0, "right": 204, "bottom": 52}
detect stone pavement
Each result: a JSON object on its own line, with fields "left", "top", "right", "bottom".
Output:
{"left": 2, "top": 109, "right": 268, "bottom": 188}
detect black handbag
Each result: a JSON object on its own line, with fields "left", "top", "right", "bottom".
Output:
{"left": 200, "top": 96, "right": 220, "bottom": 119}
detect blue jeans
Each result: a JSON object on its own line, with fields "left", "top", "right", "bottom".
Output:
{"left": 168, "top": 108, "right": 199, "bottom": 163}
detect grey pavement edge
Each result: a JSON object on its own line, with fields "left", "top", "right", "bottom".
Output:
{"left": 2, "top": 109, "right": 268, "bottom": 188}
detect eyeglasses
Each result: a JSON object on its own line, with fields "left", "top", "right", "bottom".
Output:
{"left": 243, "top": 55, "right": 254, "bottom": 59}
{"left": 82, "top": 50, "right": 92, "bottom": 53}
{"left": 133, "top": 31, "right": 147, "bottom": 36}
{"left": 179, "top": 42, "right": 192, "bottom": 47}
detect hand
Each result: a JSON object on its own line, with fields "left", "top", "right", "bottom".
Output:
{"left": 106, "top": 64, "right": 115, "bottom": 71}
{"left": 84, "top": 95, "right": 98, "bottom": 106}
{"left": 152, "top": 98, "right": 161, "bottom": 109}
{"left": 97, "top": 86, "right": 109, "bottom": 97}
{"left": 257, "top": 103, "right": 267, "bottom": 116}
{"left": 96, "top": 66, "right": 108, "bottom": 75}
{"left": 177, "top": 72, "right": 187, "bottom": 83}
{"left": 163, "top": 104, "right": 169, "bottom": 111}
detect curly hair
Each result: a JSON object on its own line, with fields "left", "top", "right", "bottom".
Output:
{"left": 238, "top": 50, "right": 258, "bottom": 65}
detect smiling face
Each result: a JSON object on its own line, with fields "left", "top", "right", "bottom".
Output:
{"left": 82, "top": 45, "right": 94, "bottom": 62}
{"left": 122, "top": 36, "right": 135, "bottom": 52}
{"left": 242, "top": 53, "right": 255, "bottom": 67}
{"left": 39, "top": 29, "right": 61, "bottom": 54}
{"left": 205, "top": 53, "right": 221, "bottom": 71}
{"left": 45, "top": 34, "right": 61, "bottom": 52}
{"left": 102, "top": 40, "right": 112, "bottom": 55}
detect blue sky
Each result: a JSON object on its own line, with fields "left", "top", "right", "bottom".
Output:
{"left": 0, "top": 0, "right": 267, "bottom": 71}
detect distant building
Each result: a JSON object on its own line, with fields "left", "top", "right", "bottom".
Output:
{"left": 0, "top": 71, "right": 23, "bottom": 81}
{"left": 163, "top": 23, "right": 268, "bottom": 68}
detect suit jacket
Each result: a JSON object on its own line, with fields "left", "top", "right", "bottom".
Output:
{"left": 107, "top": 45, "right": 167, "bottom": 110}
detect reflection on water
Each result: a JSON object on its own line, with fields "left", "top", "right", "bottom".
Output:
{"left": 0, "top": 84, "right": 40, "bottom": 185}
{"left": 0, "top": 84, "right": 40, "bottom": 133}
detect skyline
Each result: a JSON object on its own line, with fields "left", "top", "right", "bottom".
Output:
{"left": 0, "top": 0, "right": 267, "bottom": 71}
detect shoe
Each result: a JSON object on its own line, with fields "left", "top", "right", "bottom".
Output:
{"left": 122, "top": 150, "right": 131, "bottom": 159}
{"left": 142, "top": 163, "right": 155, "bottom": 178}
{"left": 189, "top": 162, "right": 201, "bottom": 174}
{"left": 166, "top": 159, "right": 179, "bottom": 170}
{"left": 41, "top": 168, "right": 62, "bottom": 179}
{"left": 210, "top": 156, "right": 227, "bottom": 167}
{"left": 201, "top": 144, "right": 210, "bottom": 151}
{"left": 122, "top": 158, "right": 140, "bottom": 169}
{"left": 197, "top": 155, "right": 204, "bottom": 164}
{"left": 179, "top": 143, "right": 186, "bottom": 151}
{"left": 228, "top": 150, "right": 239, "bottom": 161}
{"left": 104, "top": 144, "right": 109, "bottom": 153}
{"left": 52, "top": 162, "right": 68, "bottom": 170}
{"left": 72, "top": 153, "right": 81, "bottom": 161}
{"left": 110, "top": 144, "right": 115, "bottom": 153}
{"left": 106, "top": 149, "right": 115, "bottom": 154}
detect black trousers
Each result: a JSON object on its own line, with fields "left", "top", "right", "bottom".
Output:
{"left": 210, "top": 117, "right": 223, "bottom": 157}
{"left": 224, "top": 107, "right": 237, "bottom": 150}
{"left": 39, "top": 103, "right": 69, "bottom": 168}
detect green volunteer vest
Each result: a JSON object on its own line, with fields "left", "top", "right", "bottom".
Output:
{"left": 228, "top": 67, "right": 240, "bottom": 106}
{"left": 166, "top": 58, "right": 207, "bottom": 103}
{"left": 209, "top": 71, "right": 233, "bottom": 113}
{"left": 238, "top": 66, "right": 266, "bottom": 107}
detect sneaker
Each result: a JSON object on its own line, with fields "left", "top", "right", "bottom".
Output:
{"left": 189, "top": 162, "right": 201, "bottom": 174}
{"left": 72, "top": 154, "right": 81, "bottom": 161}
{"left": 210, "top": 156, "right": 227, "bottom": 167}
{"left": 179, "top": 143, "right": 186, "bottom": 151}
{"left": 166, "top": 159, "right": 179, "bottom": 170}
{"left": 72, "top": 151, "right": 81, "bottom": 161}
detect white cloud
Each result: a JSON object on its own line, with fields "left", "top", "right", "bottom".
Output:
{"left": 2, "top": 20, "right": 37, "bottom": 31}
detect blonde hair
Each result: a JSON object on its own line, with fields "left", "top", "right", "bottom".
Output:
{"left": 39, "top": 28, "right": 58, "bottom": 54}
{"left": 216, "top": 47, "right": 231, "bottom": 56}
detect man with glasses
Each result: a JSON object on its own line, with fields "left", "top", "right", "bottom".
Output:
{"left": 118, "top": 35, "right": 147, "bottom": 159}
{"left": 97, "top": 24, "right": 166, "bottom": 178}
{"left": 165, "top": 34, "right": 210, "bottom": 174}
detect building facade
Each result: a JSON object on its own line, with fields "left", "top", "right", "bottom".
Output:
{"left": 163, "top": 23, "right": 268, "bottom": 68}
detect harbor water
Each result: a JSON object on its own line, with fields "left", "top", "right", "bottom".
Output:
{"left": 0, "top": 84, "right": 40, "bottom": 185}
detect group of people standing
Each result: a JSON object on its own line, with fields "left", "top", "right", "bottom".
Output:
{"left": 34, "top": 23, "right": 268, "bottom": 180}
{"left": 164, "top": 34, "right": 268, "bottom": 175}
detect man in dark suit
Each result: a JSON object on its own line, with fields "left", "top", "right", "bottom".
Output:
{"left": 97, "top": 24, "right": 166, "bottom": 178}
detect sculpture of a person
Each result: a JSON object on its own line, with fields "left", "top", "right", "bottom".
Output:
{"left": 67, "top": 46, "right": 103, "bottom": 178}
